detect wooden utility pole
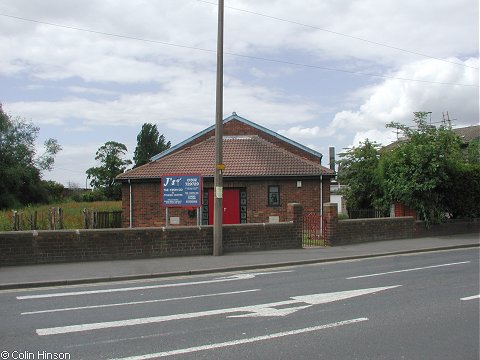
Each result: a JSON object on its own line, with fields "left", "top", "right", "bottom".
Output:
{"left": 213, "top": 0, "right": 224, "bottom": 256}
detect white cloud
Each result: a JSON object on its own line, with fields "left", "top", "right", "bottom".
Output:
{"left": 1, "top": 0, "right": 477, "bottom": 83}
{"left": 278, "top": 126, "right": 334, "bottom": 140}
{"left": 5, "top": 69, "right": 323, "bottom": 132}
{"left": 224, "top": 81, "right": 320, "bottom": 126}
{"left": 278, "top": 57, "right": 478, "bottom": 151}
{"left": 64, "top": 125, "right": 91, "bottom": 133}
{"left": 42, "top": 140, "right": 137, "bottom": 187}
{"left": 41, "top": 142, "right": 101, "bottom": 187}
{"left": 67, "top": 86, "right": 118, "bottom": 96}
{"left": 351, "top": 129, "right": 396, "bottom": 147}
{"left": 225, "top": 0, "right": 478, "bottom": 67}
{"left": 329, "top": 57, "right": 479, "bottom": 146}
{"left": 1, "top": 0, "right": 478, "bottom": 186}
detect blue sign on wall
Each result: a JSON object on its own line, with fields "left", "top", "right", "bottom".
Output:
{"left": 162, "top": 174, "right": 202, "bottom": 207}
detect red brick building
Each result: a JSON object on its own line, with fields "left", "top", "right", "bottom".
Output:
{"left": 117, "top": 113, "right": 335, "bottom": 228}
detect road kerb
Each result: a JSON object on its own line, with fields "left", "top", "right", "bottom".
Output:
{"left": 0, "top": 243, "right": 477, "bottom": 291}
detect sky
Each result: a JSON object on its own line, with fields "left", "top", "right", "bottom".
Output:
{"left": 0, "top": 0, "right": 478, "bottom": 187}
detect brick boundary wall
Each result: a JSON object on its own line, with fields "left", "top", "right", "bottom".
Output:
{"left": 324, "top": 203, "right": 480, "bottom": 246}
{"left": 0, "top": 204, "right": 303, "bottom": 266}
{"left": 413, "top": 218, "right": 480, "bottom": 238}
{"left": 328, "top": 218, "right": 415, "bottom": 246}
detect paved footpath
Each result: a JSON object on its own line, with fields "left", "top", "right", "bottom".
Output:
{"left": 0, "top": 233, "right": 478, "bottom": 290}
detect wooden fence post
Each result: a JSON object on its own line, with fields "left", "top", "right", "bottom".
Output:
{"left": 83, "top": 208, "right": 96, "bottom": 229}
{"left": 58, "top": 208, "right": 63, "bottom": 229}
{"left": 12, "top": 210, "right": 20, "bottom": 231}
{"left": 27, "top": 211, "right": 38, "bottom": 230}
{"left": 49, "top": 208, "right": 55, "bottom": 230}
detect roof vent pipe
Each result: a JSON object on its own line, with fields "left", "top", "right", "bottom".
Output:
{"left": 329, "top": 147, "right": 335, "bottom": 171}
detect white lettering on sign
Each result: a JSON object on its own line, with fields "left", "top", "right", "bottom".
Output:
{"left": 163, "top": 177, "right": 182, "bottom": 187}
{"left": 162, "top": 175, "right": 202, "bottom": 207}
{"left": 185, "top": 178, "right": 200, "bottom": 186}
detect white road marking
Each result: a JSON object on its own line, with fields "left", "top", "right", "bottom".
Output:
{"left": 215, "top": 270, "right": 294, "bottom": 280}
{"left": 290, "top": 286, "right": 401, "bottom": 303}
{"left": 347, "top": 261, "right": 470, "bottom": 279}
{"left": 21, "top": 289, "right": 260, "bottom": 315}
{"left": 460, "top": 294, "right": 480, "bottom": 301}
{"left": 18, "top": 271, "right": 289, "bottom": 300}
{"left": 107, "top": 318, "right": 369, "bottom": 360}
{"left": 227, "top": 305, "right": 311, "bottom": 318}
{"left": 36, "top": 285, "right": 399, "bottom": 336}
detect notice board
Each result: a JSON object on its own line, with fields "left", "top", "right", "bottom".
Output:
{"left": 161, "top": 174, "right": 202, "bottom": 207}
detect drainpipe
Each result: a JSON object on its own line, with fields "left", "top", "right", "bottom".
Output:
{"left": 320, "top": 174, "right": 323, "bottom": 217}
{"left": 129, "top": 179, "right": 133, "bottom": 228}
{"left": 319, "top": 156, "right": 323, "bottom": 218}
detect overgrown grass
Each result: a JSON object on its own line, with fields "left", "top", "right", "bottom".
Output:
{"left": 0, "top": 201, "right": 121, "bottom": 231}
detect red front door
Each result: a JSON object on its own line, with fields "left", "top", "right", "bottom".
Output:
{"left": 208, "top": 189, "right": 240, "bottom": 225}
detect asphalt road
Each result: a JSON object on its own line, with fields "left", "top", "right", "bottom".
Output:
{"left": 1, "top": 248, "right": 478, "bottom": 360}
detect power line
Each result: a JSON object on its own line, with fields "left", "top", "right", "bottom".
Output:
{"left": 0, "top": 12, "right": 478, "bottom": 87}
{"left": 223, "top": 52, "right": 478, "bottom": 86}
{"left": 0, "top": 13, "right": 216, "bottom": 54}
{"left": 196, "top": 0, "right": 478, "bottom": 71}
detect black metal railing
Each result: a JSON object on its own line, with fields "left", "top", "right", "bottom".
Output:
{"left": 303, "top": 212, "right": 326, "bottom": 247}
{"left": 347, "top": 209, "right": 388, "bottom": 219}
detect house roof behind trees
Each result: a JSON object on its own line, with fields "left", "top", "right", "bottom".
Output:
{"left": 453, "top": 125, "right": 480, "bottom": 143}
{"left": 384, "top": 124, "right": 480, "bottom": 150}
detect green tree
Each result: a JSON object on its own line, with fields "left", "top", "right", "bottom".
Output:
{"left": 86, "top": 141, "right": 132, "bottom": 200}
{"left": 441, "top": 162, "right": 480, "bottom": 218}
{"left": 379, "top": 112, "right": 462, "bottom": 224}
{"left": 337, "top": 139, "right": 383, "bottom": 210}
{"left": 0, "top": 104, "right": 61, "bottom": 209}
{"left": 335, "top": 112, "right": 478, "bottom": 224}
{"left": 133, "top": 123, "right": 171, "bottom": 167}
{"left": 40, "top": 180, "right": 66, "bottom": 203}
{"left": 465, "top": 139, "right": 480, "bottom": 165}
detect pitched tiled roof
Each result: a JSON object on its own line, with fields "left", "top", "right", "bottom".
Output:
{"left": 151, "top": 113, "right": 323, "bottom": 161}
{"left": 453, "top": 125, "right": 480, "bottom": 142}
{"left": 117, "top": 135, "right": 334, "bottom": 180}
